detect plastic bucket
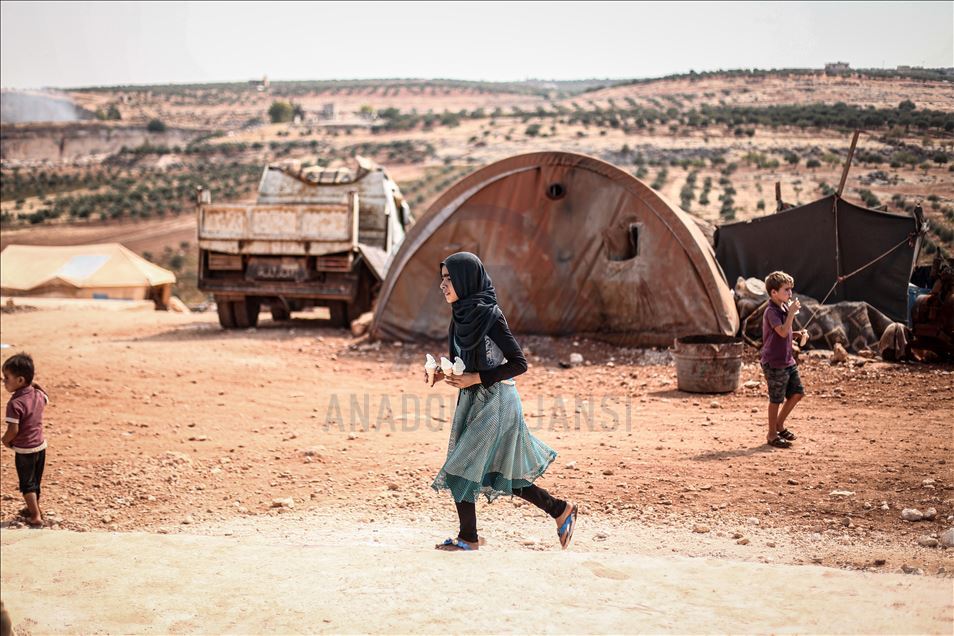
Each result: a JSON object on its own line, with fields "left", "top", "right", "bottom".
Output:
{"left": 673, "top": 334, "right": 744, "bottom": 393}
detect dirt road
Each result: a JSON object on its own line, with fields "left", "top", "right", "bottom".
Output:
{"left": 2, "top": 521, "right": 951, "bottom": 634}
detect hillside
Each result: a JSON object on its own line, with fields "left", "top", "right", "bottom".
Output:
{"left": 2, "top": 70, "right": 952, "bottom": 301}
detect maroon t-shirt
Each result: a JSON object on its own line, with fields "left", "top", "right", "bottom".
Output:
{"left": 5, "top": 385, "right": 47, "bottom": 450}
{"left": 761, "top": 301, "right": 796, "bottom": 368}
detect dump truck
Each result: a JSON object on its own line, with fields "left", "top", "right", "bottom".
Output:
{"left": 197, "top": 157, "right": 412, "bottom": 328}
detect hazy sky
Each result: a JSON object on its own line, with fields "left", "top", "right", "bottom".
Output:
{"left": 2, "top": 1, "right": 952, "bottom": 89}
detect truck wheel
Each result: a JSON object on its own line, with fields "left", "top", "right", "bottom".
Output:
{"left": 217, "top": 299, "right": 237, "bottom": 329}
{"left": 233, "top": 298, "right": 261, "bottom": 329}
{"left": 270, "top": 302, "right": 291, "bottom": 322}
{"left": 328, "top": 301, "right": 349, "bottom": 328}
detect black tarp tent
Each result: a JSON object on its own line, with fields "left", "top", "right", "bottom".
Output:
{"left": 715, "top": 194, "right": 923, "bottom": 322}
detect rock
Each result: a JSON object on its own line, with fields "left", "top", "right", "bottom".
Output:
{"left": 743, "top": 380, "right": 760, "bottom": 389}
{"left": 271, "top": 498, "right": 294, "bottom": 509}
{"left": 917, "top": 535, "right": 939, "bottom": 548}
{"left": 939, "top": 528, "right": 954, "bottom": 548}
{"left": 181, "top": 515, "right": 194, "bottom": 525}
{"left": 901, "top": 508, "right": 924, "bottom": 522}
{"left": 787, "top": 478, "right": 799, "bottom": 485}
{"left": 602, "top": 469, "right": 614, "bottom": 476}
{"left": 901, "top": 564, "right": 923, "bottom": 575}
{"left": 736, "top": 538, "right": 750, "bottom": 545}
{"left": 347, "top": 432, "right": 358, "bottom": 441}
{"left": 923, "top": 507, "right": 937, "bottom": 521}
{"left": 831, "top": 343, "right": 849, "bottom": 364}
{"left": 709, "top": 400, "right": 721, "bottom": 409}
{"left": 350, "top": 312, "right": 374, "bottom": 337}
{"left": 873, "top": 559, "right": 886, "bottom": 566}
{"left": 565, "top": 461, "right": 577, "bottom": 470}
{"left": 569, "top": 353, "right": 584, "bottom": 367}
{"left": 594, "top": 532, "right": 609, "bottom": 541}
{"left": 693, "top": 525, "right": 710, "bottom": 534}
{"left": 387, "top": 482, "right": 400, "bottom": 491}
{"left": 829, "top": 490, "right": 855, "bottom": 497}
{"left": 747, "top": 517, "right": 760, "bottom": 526}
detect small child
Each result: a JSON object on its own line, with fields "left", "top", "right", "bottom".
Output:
{"left": 761, "top": 272, "right": 808, "bottom": 448}
{"left": 2, "top": 353, "right": 49, "bottom": 527}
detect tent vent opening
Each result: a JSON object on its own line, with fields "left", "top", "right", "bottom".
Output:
{"left": 606, "top": 224, "right": 640, "bottom": 261}
{"left": 545, "top": 183, "right": 566, "bottom": 200}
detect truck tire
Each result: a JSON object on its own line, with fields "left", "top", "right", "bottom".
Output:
{"left": 216, "top": 299, "right": 237, "bottom": 329}
{"left": 328, "top": 301, "right": 349, "bottom": 328}
{"left": 270, "top": 301, "right": 291, "bottom": 322}
{"left": 233, "top": 298, "right": 261, "bottom": 329}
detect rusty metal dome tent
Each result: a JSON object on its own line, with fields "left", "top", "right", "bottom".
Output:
{"left": 371, "top": 152, "right": 738, "bottom": 346}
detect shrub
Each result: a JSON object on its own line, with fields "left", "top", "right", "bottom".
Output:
{"left": 146, "top": 119, "right": 167, "bottom": 133}
{"left": 268, "top": 101, "right": 294, "bottom": 123}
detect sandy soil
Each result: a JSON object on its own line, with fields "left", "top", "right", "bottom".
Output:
{"left": 2, "top": 524, "right": 952, "bottom": 634}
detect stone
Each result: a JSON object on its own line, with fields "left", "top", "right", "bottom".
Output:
{"left": 271, "top": 498, "right": 294, "bottom": 509}
{"left": 938, "top": 528, "right": 954, "bottom": 548}
{"left": 923, "top": 507, "right": 937, "bottom": 521}
{"left": 747, "top": 517, "right": 760, "bottom": 526}
{"left": 693, "top": 525, "right": 710, "bottom": 534}
{"left": 901, "top": 508, "right": 924, "bottom": 522}
{"left": 829, "top": 490, "right": 855, "bottom": 497}
{"left": 387, "top": 482, "right": 400, "bottom": 491}
{"left": 787, "top": 478, "right": 799, "bottom": 485}
{"left": 900, "top": 564, "right": 923, "bottom": 575}
{"left": 736, "top": 538, "right": 750, "bottom": 545}
{"left": 917, "top": 535, "right": 939, "bottom": 548}
{"left": 743, "top": 380, "right": 760, "bottom": 389}
{"left": 569, "top": 353, "right": 584, "bottom": 367}
{"left": 350, "top": 312, "right": 374, "bottom": 337}
{"left": 709, "top": 400, "right": 721, "bottom": 409}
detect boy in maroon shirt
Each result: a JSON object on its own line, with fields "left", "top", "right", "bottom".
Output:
{"left": 2, "top": 353, "right": 49, "bottom": 527}
{"left": 761, "top": 272, "right": 808, "bottom": 449}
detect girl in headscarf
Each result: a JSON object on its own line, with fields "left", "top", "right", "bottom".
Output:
{"left": 427, "top": 252, "right": 577, "bottom": 551}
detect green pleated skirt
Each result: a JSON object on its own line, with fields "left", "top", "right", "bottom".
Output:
{"left": 431, "top": 380, "right": 557, "bottom": 503}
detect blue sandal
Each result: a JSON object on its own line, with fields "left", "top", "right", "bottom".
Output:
{"left": 557, "top": 504, "right": 578, "bottom": 550}
{"left": 435, "top": 538, "right": 474, "bottom": 551}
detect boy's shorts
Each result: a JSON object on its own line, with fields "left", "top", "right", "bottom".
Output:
{"left": 761, "top": 364, "right": 804, "bottom": 404}
{"left": 14, "top": 449, "right": 45, "bottom": 495}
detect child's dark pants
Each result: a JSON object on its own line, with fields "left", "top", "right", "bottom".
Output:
{"left": 455, "top": 484, "right": 566, "bottom": 543}
{"left": 15, "top": 449, "right": 45, "bottom": 498}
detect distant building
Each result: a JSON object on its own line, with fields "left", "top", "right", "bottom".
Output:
{"left": 248, "top": 75, "right": 269, "bottom": 92}
{"left": 825, "top": 62, "right": 851, "bottom": 73}
{"left": 320, "top": 103, "right": 336, "bottom": 120}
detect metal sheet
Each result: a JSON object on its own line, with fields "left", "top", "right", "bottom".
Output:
{"left": 370, "top": 152, "right": 738, "bottom": 346}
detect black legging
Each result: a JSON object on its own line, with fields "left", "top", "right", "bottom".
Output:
{"left": 455, "top": 484, "right": 567, "bottom": 543}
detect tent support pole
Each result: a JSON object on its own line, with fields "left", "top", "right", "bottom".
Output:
{"left": 836, "top": 130, "right": 860, "bottom": 197}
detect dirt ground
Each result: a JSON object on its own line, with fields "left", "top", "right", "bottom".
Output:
{"left": 0, "top": 303, "right": 952, "bottom": 580}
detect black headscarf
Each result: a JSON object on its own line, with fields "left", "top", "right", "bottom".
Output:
{"left": 442, "top": 252, "right": 502, "bottom": 371}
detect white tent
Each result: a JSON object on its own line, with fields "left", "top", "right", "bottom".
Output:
{"left": 1, "top": 243, "right": 175, "bottom": 307}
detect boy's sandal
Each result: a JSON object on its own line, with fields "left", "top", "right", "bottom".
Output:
{"left": 435, "top": 538, "right": 474, "bottom": 551}
{"left": 778, "top": 428, "right": 797, "bottom": 441}
{"left": 768, "top": 437, "right": 792, "bottom": 448}
{"left": 557, "top": 504, "right": 578, "bottom": 550}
